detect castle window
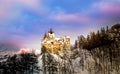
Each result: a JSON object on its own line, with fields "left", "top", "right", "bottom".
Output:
{"left": 51, "top": 42, "right": 54, "bottom": 44}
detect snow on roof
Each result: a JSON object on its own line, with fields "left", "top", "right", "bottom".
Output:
{"left": 66, "top": 36, "right": 70, "bottom": 38}
{"left": 55, "top": 38, "right": 60, "bottom": 40}
{"left": 42, "top": 40, "right": 51, "bottom": 44}
{"left": 46, "top": 41, "right": 51, "bottom": 43}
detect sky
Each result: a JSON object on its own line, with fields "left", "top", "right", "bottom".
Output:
{"left": 0, "top": 0, "right": 120, "bottom": 49}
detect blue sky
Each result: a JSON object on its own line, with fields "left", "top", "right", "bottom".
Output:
{"left": 0, "top": 0, "right": 120, "bottom": 49}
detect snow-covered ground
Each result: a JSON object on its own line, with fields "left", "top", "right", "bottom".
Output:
{"left": 36, "top": 48, "right": 96, "bottom": 74}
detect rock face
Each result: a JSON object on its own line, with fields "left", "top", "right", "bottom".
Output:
{"left": 41, "top": 29, "right": 70, "bottom": 54}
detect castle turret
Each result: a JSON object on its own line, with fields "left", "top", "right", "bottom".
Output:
{"left": 48, "top": 28, "right": 55, "bottom": 39}
{"left": 43, "top": 32, "right": 47, "bottom": 39}
{"left": 49, "top": 28, "right": 54, "bottom": 34}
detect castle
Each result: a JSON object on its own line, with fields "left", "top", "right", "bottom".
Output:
{"left": 41, "top": 29, "right": 70, "bottom": 54}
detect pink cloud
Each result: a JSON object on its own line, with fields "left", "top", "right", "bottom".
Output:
{"left": 18, "top": 0, "right": 41, "bottom": 6}
{"left": 93, "top": 2, "right": 120, "bottom": 14}
{"left": 0, "top": 39, "right": 22, "bottom": 48}
{"left": 51, "top": 1, "right": 120, "bottom": 24}
{"left": 52, "top": 13, "right": 91, "bottom": 23}
{"left": 0, "top": 0, "right": 43, "bottom": 21}
{"left": 16, "top": 0, "right": 43, "bottom": 10}
{"left": 0, "top": 0, "right": 42, "bottom": 9}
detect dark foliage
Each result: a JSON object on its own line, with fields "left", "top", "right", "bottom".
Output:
{"left": 0, "top": 53, "right": 38, "bottom": 74}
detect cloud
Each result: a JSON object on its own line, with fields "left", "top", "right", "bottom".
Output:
{"left": 51, "top": 12, "right": 90, "bottom": 23}
{"left": 0, "top": 0, "right": 44, "bottom": 22}
{"left": 17, "top": 0, "right": 42, "bottom": 7}
{"left": 0, "top": 0, "right": 43, "bottom": 11}
{"left": 89, "top": 0, "right": 120, "bottom": 24}
{"left": 16, "top": 0, "right": 46, "bottom": 14}
{"left": 50, "top": 0, "right": 120, "bottom": 25}
{"left": 92, "top": 1, "right": 120, "bottom": 14}
{"left": 0, "top": 36, "right": 22, "bottom": 48}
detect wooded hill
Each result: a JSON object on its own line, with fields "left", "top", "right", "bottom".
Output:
{"left": 74, "top": 24, "right": 120, "bottom": 74}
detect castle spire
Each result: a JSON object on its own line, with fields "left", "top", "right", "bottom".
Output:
{"left": 43, "top": 32, "right": 47, "bottom": 39}
{"left": 48, "top": 28, "right": 54, "bottom": 34}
